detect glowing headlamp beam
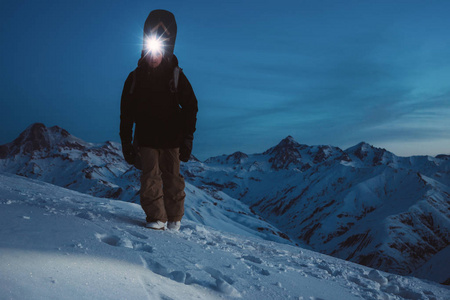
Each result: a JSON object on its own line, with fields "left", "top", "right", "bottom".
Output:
{"left": 145, "top": 36, "right": 164, "bottom": 55}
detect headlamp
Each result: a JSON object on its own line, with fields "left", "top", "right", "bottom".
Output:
{"left": 145, "top": 36, "right": 164, "bottom": 56}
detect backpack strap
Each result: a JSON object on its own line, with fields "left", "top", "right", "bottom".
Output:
{"left": 171, "top": 66, "right": 182, "bottom": 93}
{"left": 171, "top": 66, "right": 183, "bottom": 109}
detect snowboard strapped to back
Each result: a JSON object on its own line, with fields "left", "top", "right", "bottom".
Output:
{"left": 122, "top": 9, "right": 183, "bottom": 170}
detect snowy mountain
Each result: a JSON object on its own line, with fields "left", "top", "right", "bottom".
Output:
{"left": 0, "top": 124, "right": 291, "bottom": 244}
{"left": 0, "top": 123, "right": 138, "bottom": 200}
{"left": 1, "top": 171, "right": 449, "bottom": 300}
{"left": 182, "top": 138, "right": 450, "bottom": 285}
{"left": 1, "top": 123, "right": 449, "bottom": 286}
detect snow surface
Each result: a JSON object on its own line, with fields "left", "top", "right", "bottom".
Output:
{"left": 182, "top": 139, "right": 450, "bottom": 283}
{"left": 1, "top": 172, "right": 448, "bottom": 300}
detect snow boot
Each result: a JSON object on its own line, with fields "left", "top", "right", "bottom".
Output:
{"left": 146, "top": 221, "right": 166, "bottom": 230}
{"left": 167, "top": 221, "right": 181, "bottom": 231}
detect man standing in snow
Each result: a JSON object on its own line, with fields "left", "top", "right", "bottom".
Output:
{"left": 120, "top": 10, "right": 198, "bottom": 231}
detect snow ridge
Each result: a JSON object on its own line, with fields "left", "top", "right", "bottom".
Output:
{"left": 182, "top": 139, "right": 450, "bottom": 284}
{"left": 1, "top": 123, "right": 449, "bottom": 286}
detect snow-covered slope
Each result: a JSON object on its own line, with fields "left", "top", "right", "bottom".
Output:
{"left": 0, "top": 123, "right": 291, "bottom": 245}
{"left": 0, "top": 123, "right": 138, "bottom": 201}
{"left": 1, "top": 172, "right": 448, "bottom": 300}
{"left": 183, "top": 138, "right": 450, "bottom": 284}
{"left": 1, "top": 124, "right": 449, "bottom": 285}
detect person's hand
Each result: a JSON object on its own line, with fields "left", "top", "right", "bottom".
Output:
{"left": 179, "top": 135, "right": 193, "bottom": 162}
{"left": 122, "top": 143, "right": 136, "bottom": 165}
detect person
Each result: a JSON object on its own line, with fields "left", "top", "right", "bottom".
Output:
{"left": 120, "top": 10, "right": 198, "bottom": 231}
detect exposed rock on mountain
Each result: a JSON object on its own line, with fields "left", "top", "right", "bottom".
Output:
{"left": 0, "top": 123, "right": 291, "bottom": 244}
{"left": 0, "top": 123, "right": 139, "bottom": 201}
{"left": 182, "top": 137, "right": 450, "bottom": 285}
{"left": 1, "top": 124, "right": 449, "bottom": 284}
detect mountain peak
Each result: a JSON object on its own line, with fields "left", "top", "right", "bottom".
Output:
{"left": 345, "top": 141, "right": 372, "bottom": 154}
{"left": 12, "top": 123, "right": 53, "bottom": 154}
{"left": 27, "top": 122, "right": 46, "bottom": 130}
{"left": 21, "top": 123, "right": 47, "bottom": 140}
{"left": 264, "top": 136, "right": 301, "bottom": 153}
{"left": 1, "top": 123, "right": 87, "bottom": 157}
{"left": 279, "top": 135, "right": 298, "bottom": 146}
{"left": 345, "top": 142, "right": 395, "bottom": 165}
{"left": 226, "top": 151, "right": 248, "bottom": 164}
{"left": 48, "top": 125, "right": 71, "bottom": 137}
{"left": 264, "top": 136, "right": 304, "bottom": 170}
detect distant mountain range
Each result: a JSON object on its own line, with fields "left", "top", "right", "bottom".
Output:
{"left": 183, "top": 135, "right": 450, "bottom": 285}
{"left": 1, "top": 123, "right": 449, "bottom": 285}
{"left": 0, "top": 123, "right": 291, "bottom": 245}
{"left": 0, "top": 123, "right": 136, "bottom": 200}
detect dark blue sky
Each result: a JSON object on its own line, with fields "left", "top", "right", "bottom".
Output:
{"left": 1, "top": 0, "right": 449, "bottom": 160}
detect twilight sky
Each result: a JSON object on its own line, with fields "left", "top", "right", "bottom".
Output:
{"left": 1, "top": 0, "right": 449, "bottom": 160}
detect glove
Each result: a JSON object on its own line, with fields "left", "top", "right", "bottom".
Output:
{"left": 122, "top": 142, "right": 136, "bottom": 165}
{"left": 179, "top": 135, "right": 193, "bottom": 162}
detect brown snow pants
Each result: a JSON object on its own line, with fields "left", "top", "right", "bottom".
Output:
{"left": 140, "top": 147, "right": 185, "bottom": 223}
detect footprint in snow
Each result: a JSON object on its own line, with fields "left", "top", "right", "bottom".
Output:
{"left": 76, "top": 211, "right": 97, "bottom": 221}
{"left": 133, "top": 242, "right": 153, "bottom": 253}
{"left": 242, "top": 254, "right": 263, "bottom": 264}
{"left": 215, "top": 278, "right": 241, "bottom": 297}
{"left": 203, "top": 266, "right": 235, "bottom": 285}
{"left": 239, "top": 255, "right": 271, "bottom": 276}
{"left": 141, "top": 256, "right": 170, "bottom": 277}
{"left": 201, "top": 266, "right": 242, "bottom": 296}
{"left": 367, "top": 269, "right": 388, "bottom": 285}
{"left": 95, "top": 233, "right": 153, "bottom": 253}
{"left": 113, "top": 226, "right": 149, "bottom": 240}
{"left": 96, "top": 234, "right": 130, "bottom": 248}
{"left": 140, "top": 256, "right": 195, "bottom": 285}
{"left": 243, "top": 261, "right": 271, "bottom": 276}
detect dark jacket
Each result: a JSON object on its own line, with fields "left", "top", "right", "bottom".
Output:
{"left": 120, "top": 56, "right": 198, "bottom": 149}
